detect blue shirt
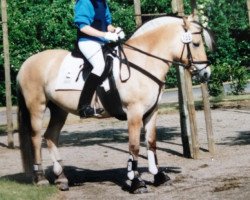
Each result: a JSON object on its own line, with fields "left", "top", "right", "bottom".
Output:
{"left": 74, "top": 0, "right": 112, "bottom": 43}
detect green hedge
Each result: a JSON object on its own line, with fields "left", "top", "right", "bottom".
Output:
{"left": 0, "top": 0, "right": 249, "bottom": 106}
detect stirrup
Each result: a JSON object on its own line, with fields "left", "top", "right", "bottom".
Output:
{"left": 78, "top": 105, "right": 104, "bottom": 118}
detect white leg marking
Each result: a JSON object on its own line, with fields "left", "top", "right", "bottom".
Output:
{"left": 49, "top": 146, "right": 61, "bottom": 163}
{"left": 53, "top": 161, "right": 63, "bottom": 176}
{"left": 147, "top": 150, "right": 158, "bottom": 175}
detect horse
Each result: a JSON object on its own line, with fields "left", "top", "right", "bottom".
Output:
{"left": 17, "top": 15, "right": 214, "bottom": 193}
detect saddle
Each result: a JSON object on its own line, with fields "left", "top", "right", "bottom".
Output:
{"left": 71, "top": 42, "right": 127, "bottom": 120}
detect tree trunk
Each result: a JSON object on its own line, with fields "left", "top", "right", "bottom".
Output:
{"left": 1, "top": 0, "right": 14, "bottom": 148}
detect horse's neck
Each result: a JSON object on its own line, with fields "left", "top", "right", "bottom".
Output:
{"left": 125, "top": 30, "right": 172, "bottom": 81}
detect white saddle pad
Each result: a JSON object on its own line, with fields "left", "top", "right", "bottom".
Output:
{"left": 55, "top": 52, "right": 123, "bottom": 92}
{"left": 55, "top": 53, "right": 84, "bottom": 91}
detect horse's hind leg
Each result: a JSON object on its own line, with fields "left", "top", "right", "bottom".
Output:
{"left": 28, "top": 102, "right": 49, "bottom": 185}
{"left": 143, "top": 110, "right": 171, "bottom": 186}
{"left": 44, "top": 102, "right": 69, "bottom": 191}
{"left": 127, "top": 107, "right": 147, "bottom": 193}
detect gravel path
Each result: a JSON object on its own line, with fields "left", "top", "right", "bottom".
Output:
{"left": 0, "top": 108, "right": 250, "bottom": 199}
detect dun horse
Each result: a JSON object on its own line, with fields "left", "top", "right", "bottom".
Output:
{"left": 17, "top": 15, "right": 214, "bottom": 193}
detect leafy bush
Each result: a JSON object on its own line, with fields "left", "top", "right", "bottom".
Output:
{"left": 200, "top": 0, "right": 249, "bottom": 96}
{"left": 0, "top": 0, "right": 249, "bottom": 106}
{"left": 165, "top": 67, "right": 178, "bottom": 89}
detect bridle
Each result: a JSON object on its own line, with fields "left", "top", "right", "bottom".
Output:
{"left": 106, "top": 20, "right": 212, "bottom": 84}
{"left": 106, "top": 25, "right": 210, "bottom": 87}
{"left": 179, "top": 27, "right": 211, "bottom": 76}
{"left": 120, "top": 25, "right": 211, "bottom": 78}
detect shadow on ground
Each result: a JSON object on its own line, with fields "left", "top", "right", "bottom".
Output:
{"left": 58, "top": 126, "right": 180, "bottom": 147}
{"left": 0, "top": 165, "right": 181, "bottom": 192}
{"left": 217, "top": 131, "right": 250, "bottom": 146}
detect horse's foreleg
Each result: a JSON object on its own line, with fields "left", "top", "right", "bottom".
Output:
{"left": 30, "top": 105, "right": 49, "bottom": 186}
{"left": 144, "top": 110, "right": 171, "bottom": 186}
{"left": 127, "top": 109, "right": 147, "bottom": 193}
{"left": 44, "top": 103, "right": 69, "bottom": 191}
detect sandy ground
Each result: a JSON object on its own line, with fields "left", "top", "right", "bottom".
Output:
{"left": 0, "top": 108, "right": 250, "bottom": 200}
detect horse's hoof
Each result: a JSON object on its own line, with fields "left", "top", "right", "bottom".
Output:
{"left": 56, "top": 182, "right": 69, "bottom": 191}
{"left": 33, "top": 171, "right": 50, "bottom": 186}
{"left": 55, "top": 174, "right": 69, "bottom": 191}
{"left": 154, "top": 171, "right": 171, "bottom": 186}
{"left": 133, "top": 186, "right": 148, "bottom": 194}
{"left": 130, "top": 177, "right": 148, "bottom": 194}
{"left": 36, "top": 179, "right": 50, "bottom": 186}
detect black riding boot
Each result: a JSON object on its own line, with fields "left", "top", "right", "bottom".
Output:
{"left": 77, "top": 73, "right": 102, "bottom": 118}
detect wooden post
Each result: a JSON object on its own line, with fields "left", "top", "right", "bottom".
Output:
{"left": 190, "top": 0, "right": 198, "bottom": 14}
{"left": 1, "top": 0, "right": 14, "bottom": 148}
{"left": 176, "top": 66, "right": 192, "bottom": 158}
{"left": 172, "top": 0, "right": 199, "bottom": 158}
{"left": 171, "top": 0, "right": 185, "bottom": 16}
{"left": 133, "top": 0, "right": 142, "bottom": 27}
{"left": 190, "top": 0, "right": 215, "bottom": 155}
{"left": 201, "top": 83, "right": 215, "bottom": 155}
{"left": 185, "top": 71, "right": 199, "bottom": 159}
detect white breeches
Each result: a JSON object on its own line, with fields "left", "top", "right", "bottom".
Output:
{"left": 78, "top": 40, "right": 105, "bottom": 77}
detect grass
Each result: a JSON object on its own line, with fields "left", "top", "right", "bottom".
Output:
{"left": 0, "top": 125, "right": 6, "bottom": 135}
{"left": 159, "top": 94, "right": 250, "bottom": 114}
{"left": 0, "top": 179, "right": 58, "bottom": 200}
{"left": 211, "top": 94, "right": 250, "bottom": 102}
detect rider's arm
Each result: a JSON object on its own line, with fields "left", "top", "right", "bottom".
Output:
{"left": 80, "top": 25, "right": 106, "bottom": 37}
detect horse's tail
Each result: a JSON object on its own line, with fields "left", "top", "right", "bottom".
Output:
{"left": 17, "top": 84, "right": 34, "bottom": 174}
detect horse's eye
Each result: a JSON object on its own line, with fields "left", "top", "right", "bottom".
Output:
{"left": 193, "top": 42, "right": 200, "bottom": 47}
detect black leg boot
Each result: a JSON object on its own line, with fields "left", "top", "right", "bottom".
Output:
{"left": 77, "top": 73, "right": 102, "bottom": 118}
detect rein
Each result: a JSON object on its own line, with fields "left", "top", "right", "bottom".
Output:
{"left": 119, "top": 44, "right": 165, "bottom": 86}
{"left": 122, "top": 43, "right": 187, "bottom": 68}
{"left": 122, "top": 28, "right": 211, "bottom": 77}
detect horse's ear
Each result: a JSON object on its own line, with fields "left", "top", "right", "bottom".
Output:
{"left": 192, "top": 14, "right": 199, "bottom": 22}
{"left": 187, "top": 14, "right": 199, "bottom": 22}
{"left": 203, "top": 28, "right": 216, "bottom": 51}
{"left": 183, "top": 16, "right": 190, "bottom": 30}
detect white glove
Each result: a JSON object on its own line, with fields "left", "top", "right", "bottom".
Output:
{"left": 115, "top": 27, "right": 125, "bottom": 39}
{"left": 104, "top": 32, "right": 119, "bottom": 42}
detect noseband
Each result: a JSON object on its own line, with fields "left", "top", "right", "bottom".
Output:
{"left": 180, "top": 28, "right": 211, "bottom": 75}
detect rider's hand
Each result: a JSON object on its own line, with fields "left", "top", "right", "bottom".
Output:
{"left": 115, "top": 27, "right": 125, "bottom": 40}
{"left": 107, "top": 24, "right": 116, "bottom": 33}
{"left": 104, "top": 32, "right": 119, "bottom": 42}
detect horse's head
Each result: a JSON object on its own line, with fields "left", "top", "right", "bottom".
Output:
{"left": 174, "top": 15, "right": 215, "bottom": 82}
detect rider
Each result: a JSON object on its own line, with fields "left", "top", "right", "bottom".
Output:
{"left": 74, "top": 0, "right": 121, "bottom": 118}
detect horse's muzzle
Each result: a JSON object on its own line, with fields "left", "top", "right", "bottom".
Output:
{"left": 191, "top": 63, "right": 211, "bottom": 83}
